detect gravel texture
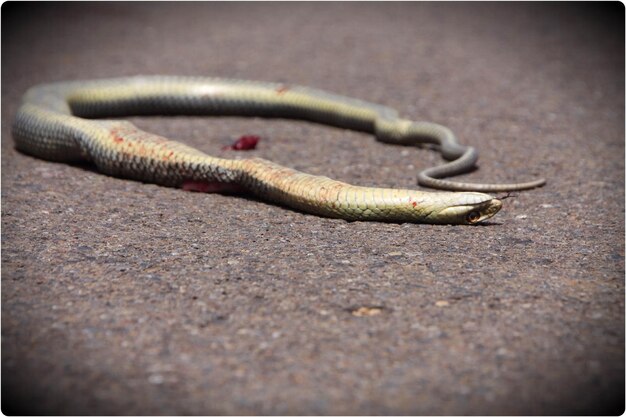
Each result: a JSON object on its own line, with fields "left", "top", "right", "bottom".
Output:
{"left": 2, "top": 3, "right": 624, "bottom": 415}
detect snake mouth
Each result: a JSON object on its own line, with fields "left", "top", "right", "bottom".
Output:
{"left": 433, "top": 196, "right": 502, "bottom": 224}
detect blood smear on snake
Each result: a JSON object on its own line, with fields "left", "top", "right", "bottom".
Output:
{"left": 181, "top": 180, "right": 244, "bottom": 194}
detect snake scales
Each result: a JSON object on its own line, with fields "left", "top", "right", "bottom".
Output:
{"left": 12, "top": 76, "right": 545, "bottom": 224}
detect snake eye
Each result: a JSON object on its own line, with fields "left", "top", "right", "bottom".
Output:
{"left": 466, "top": 211, "right": 481, "bottom": 224}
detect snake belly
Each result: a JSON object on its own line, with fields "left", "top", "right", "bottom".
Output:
{"left": 12, "top": 76, "right": 542, "bottom": 224}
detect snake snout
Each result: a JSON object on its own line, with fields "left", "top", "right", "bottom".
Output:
{"left": 478, "top": 198, "right": 502, "bottom": 223}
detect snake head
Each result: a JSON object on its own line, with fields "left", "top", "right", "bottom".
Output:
{"left": 427, "top": 192, "right": 502, "bottom": 225}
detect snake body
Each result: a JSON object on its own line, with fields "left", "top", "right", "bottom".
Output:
{"left": 12, "top": 76, "right": 545, "bottom": 224}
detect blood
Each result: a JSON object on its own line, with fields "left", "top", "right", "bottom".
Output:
{"left": 110, "top": 127, "right": 125, "bottom": 143}
{"left": 223, "top": 135, "right": 260, "bottom": 151}
{"left": 181, "top": 180, "right": 245, "bottom": 194}
{"left": 276, "top": 85, "right": 289, "bottom": 95}
{"left": 412, "top": 202, "right": 417, "bottom": 207}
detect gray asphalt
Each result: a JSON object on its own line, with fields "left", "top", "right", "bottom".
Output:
{"left": 2, "top": 3, "right": 624, "bottom": 415}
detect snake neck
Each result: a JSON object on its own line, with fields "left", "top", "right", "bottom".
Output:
{"left": 236, "top": 158, "right": 500, "bottom": 224}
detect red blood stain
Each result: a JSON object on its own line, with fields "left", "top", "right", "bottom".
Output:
{"left": 181, "top": 180, "right": 244, "bottom": 193}
{"left": 223, "top": 135, "right": 260, "bottom": 151}
{"left": 412, "top": 202, "right": 417, "bottom": 208}
{"left": 276, "top": 85, "right": 289, "bottom": 95}
{"left": 110, "top": 128, "right": 125, "bottom": 143}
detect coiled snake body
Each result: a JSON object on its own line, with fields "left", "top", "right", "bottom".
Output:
{"left": 13, "top": 76, "right": 545, "bottom": 224}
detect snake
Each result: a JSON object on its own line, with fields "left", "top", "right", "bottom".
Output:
{"left": 12, "top": 76, "right": 545, "bottom": 225}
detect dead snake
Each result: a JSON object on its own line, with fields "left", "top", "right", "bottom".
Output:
{"left": 12, "top": 76, "right": 545, "bottom": 224}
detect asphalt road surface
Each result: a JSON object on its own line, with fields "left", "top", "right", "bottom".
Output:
{"left": 2, "top": 3, "right": 624, "bottom": 415}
